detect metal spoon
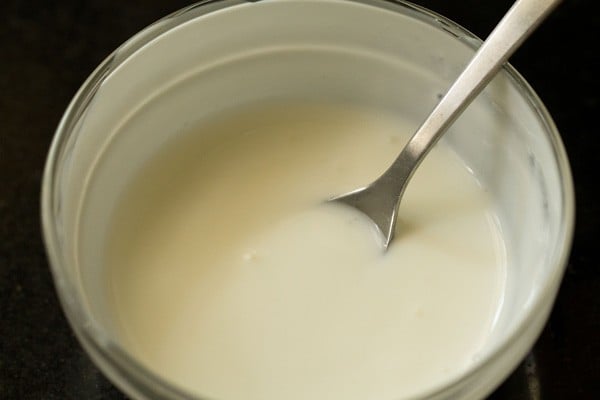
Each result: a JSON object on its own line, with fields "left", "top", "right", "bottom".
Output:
{"left": 329, "top": 0, "right": 561, "bottom": 249}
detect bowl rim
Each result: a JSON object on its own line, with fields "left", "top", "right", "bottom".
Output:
{"left": 41, "top": 0, "right": 575, "bottom": 399}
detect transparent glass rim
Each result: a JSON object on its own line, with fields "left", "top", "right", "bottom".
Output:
{"left": 41, "top": 0, "right": 575, "bottom": 399}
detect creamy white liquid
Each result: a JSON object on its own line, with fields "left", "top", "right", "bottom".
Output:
{"left": 106, "top": 102, "right": 506, "bottom": 400}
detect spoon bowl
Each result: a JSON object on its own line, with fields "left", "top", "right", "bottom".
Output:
{"left": 41, "top": 0, "right": 574, "bottom": 398}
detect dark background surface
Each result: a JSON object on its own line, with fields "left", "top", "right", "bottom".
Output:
{"left": 0, "top": 0, "right": 598, "bottom": 399}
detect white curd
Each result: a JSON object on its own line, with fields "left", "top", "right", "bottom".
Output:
{"left": 106, "top": 101, "right": 506, "bottom": 400}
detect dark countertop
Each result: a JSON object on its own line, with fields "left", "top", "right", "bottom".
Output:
{"left": 1, "top": 0, "right": 598, "bottom": 399}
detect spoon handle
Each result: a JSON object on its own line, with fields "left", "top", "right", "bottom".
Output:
{"left": 380, "top": 0, "right": 562, "bottom": 193}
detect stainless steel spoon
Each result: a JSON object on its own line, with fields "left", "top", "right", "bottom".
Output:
{"left": 329, "top": 0, "right": 561, "bottom": 249}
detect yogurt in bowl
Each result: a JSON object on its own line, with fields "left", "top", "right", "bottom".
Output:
{"left": 106, "top": 100, "right": 506, "bottom": 399}
{"left": 41, "top": 0, "right": 574, "bottom": 399}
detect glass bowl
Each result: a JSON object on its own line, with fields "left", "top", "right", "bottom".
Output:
{"left": 41, "top": 0, "right": 574, "bottom": 399}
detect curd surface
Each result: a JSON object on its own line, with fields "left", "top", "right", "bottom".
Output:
{"left": 106, "top": 102, "right": 506, "bottom": 400}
